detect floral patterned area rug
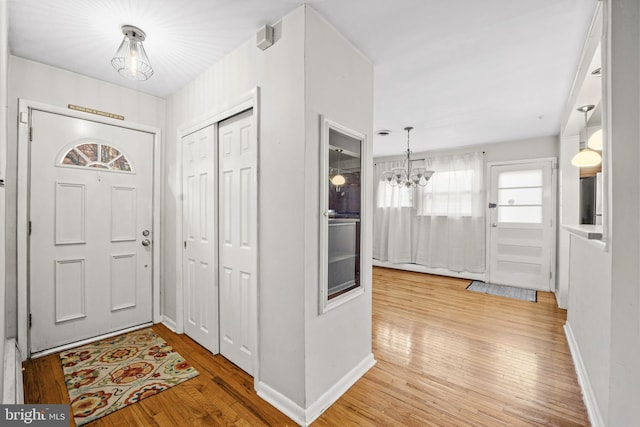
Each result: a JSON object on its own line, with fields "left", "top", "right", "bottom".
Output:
{"left": 60, "top": 328, "right": 199, "bottom": 426}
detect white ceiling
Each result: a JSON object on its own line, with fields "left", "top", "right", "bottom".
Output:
{"left": 8, "top": 0, "right": 598, "bottom": 157}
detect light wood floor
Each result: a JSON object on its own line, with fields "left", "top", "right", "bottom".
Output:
{"left": 23, "top": 267, "right": 589, "bottom": 426}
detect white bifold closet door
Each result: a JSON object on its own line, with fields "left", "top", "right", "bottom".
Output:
{"left": 181, "top": 108, "right": 257, "bottom": 376}
{"left": 218, "top": 109, "right": 257, "bottom": 376}
{"left": 182, "top": 124, "right": 218, "bottom": 353}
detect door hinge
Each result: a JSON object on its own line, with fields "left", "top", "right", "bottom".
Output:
{"left": 29, "top": 127, "right": 33, "bottom": 142}
{"left": 28, "top": 221, "right": 32, "bottom": 236}
{"left": 549, "top": 271, "right": 553, "bottom": 280}
{"left": 29, "top": 313, "right": 32, "bottom": 329}
{"left": 184, "top": 241, "right": 186, "bottom": 249}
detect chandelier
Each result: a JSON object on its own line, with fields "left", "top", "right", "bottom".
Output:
{"left": 382, "top": 126, "right": 434, "bottom": 187}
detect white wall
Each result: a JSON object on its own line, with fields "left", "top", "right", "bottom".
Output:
{"left": 164, "top": 48, "right": 257, "bottom": 320}
{"left": 255, "top": 8, "right": 308, "bottom": 408}
{"left": 165, "top": 6, "right": 374, "bottom": 420}
{"left": 6, "top": 57, "right": 166, "bottom": 342}
{"left": 0, "top": 0, "right": 8, "bottom": 403}
{"left": 164, "top": 6, "right": 308, "bottom": 408}
{"left": 483, "top": 136, "right": 558, "bottom": 163}
{"left": 556, "top": 3, "right": 602, "bottom": 311}
{"left": 555, "top": 3, "right": 610, "bottom": 423}
{"left": 375, "top": 135, "right": 558, "bottom": 166}
{"left": 561, "top": 1, "right": 640, "bottom": 425}
{"left": 566, "top": 234, "right": 611, "bottom": 422}
{"left": 607, "top": 0, "right": 640, "bottom": 424}
{"left": 162, "top": 32, "right": 265, "bottom": 325}
{"left": 303, "top": 7, "right": 374, "bottom": 407}
{"left": 557, "top": 134, "right": 580, "bottom": 307}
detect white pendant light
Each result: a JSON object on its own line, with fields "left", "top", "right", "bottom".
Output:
{"left": 571, "top": 105, "right": 601, "bottom": 168}
{"left": 111, "top": 25, "right": 154, "bottom": 81}
{"left": 587, "top": 128, "right": 603, "bottom": 151}
{"left": 571, "top": 149, "right": 602, "bottom": 168}
{"left": 331, "top": 149, "right": 346, "bottom": 187}
{"left": 331, "top": 174, "right": 346, "bottom": 186}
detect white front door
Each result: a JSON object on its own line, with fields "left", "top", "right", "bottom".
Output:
{"left": 29, "top": 110, "right": 154, "bottom": 355}
{"left": 488, "top": 160, "right": 555, "bottom": 291}
{"left": 219, "top": 109, "right": 257, "bottom": 375}
{"left": 182, "top": 124, "right": 218, "bottom": 353}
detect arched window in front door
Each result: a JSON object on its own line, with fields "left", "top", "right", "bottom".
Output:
{"left": 60, "top": 142, "right": 132, "bottom": 172}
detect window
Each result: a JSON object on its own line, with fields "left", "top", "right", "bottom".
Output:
{"left": 496, "top": 169, "right": 543, "bottom": 223}
{"left": 61, "top": 143, "right": 132, "bottom": 172}
{"left": 376, "top": 181, "right": 413, "bottom": 208}
{"left": 374, "top": 161, "right": 413, "bottom": 208}
{"left": 415, "top": 152, "right": 484, "bottom": 218}
{"left": 417, "top": 169, "right": 476, "bottom": 216}
{"left": 373, "top": 151, "right": 485, "bottom": 273}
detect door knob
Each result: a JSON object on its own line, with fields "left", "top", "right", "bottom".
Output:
{"left": 491, "top": 223, "right": 498, "bottom": 228}
{"left": 142, "top": 239, "right": 151, "bottom": 247}
{"left": 142, "top": 230, "right": 150, "bottom": 236}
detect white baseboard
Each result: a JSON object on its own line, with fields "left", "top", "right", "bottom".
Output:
{"left": 256, "top": 381, "right": 306, "bottom": 426}
{"left": 564, "top": 322, "right": 605, "bottom": 427}
{"left": 256, "top": 353, "right": 376, "bottom": 426}
{"left": 553, "top": 289, "right": 568, "bottom": 309}
{"left": 372, "top": 260, "right": 485, "bottom": 282}
{"left": 305, "top": 353, "right": 376, "bottom": 423}
{"left": 3, "top": 339, "right": 24, "bottom": 404}
{"left": 162, "top": 315, "right": 177, "bottom": 332}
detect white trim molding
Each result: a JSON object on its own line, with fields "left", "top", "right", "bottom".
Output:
{"left": 256, "top": 353, "right": 376, "bottom": 426}
{"left": 564, "top": 322, "right": 605, "bottom": 427}
{"left": 3, "top": 339, "right": 23, "bottom": 404}
{"left": 318, "top": 116, "right": 368, "bottom": 314}
{"left": 373, "top": 259, "right": 485, "bottom": 282}
{"left": 162, "top": 315, "right": 177, "bottom": 333}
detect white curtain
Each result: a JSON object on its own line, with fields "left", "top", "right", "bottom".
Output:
{"left": 372, "top": 161, "right": 413, "bottom": 263}
{"left": 373, "top": 152, "right": 485, "bottom": 273}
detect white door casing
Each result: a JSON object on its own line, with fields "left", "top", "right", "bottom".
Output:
{"left": 219, "top": 109, "right": 257, "bottom": 375}
{"left": 29, "top": 109, "right": 154, "bottom": 355}
{"left": 488, "top": 159, "right": 556, "bottom": 291}
{"left": 182, "top": 124, "right": 219, "bottom": 353}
